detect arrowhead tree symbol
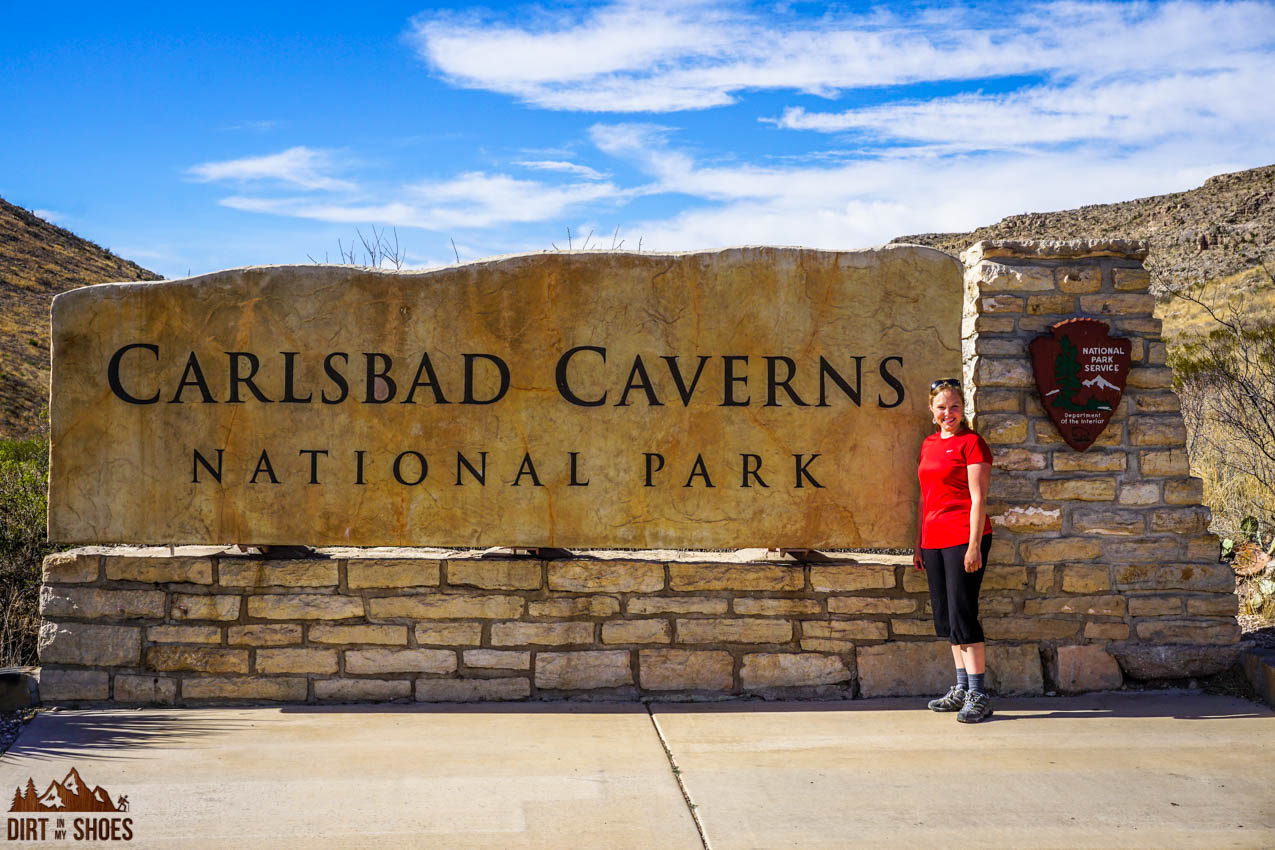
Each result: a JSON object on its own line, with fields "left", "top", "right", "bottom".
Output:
{"left": 1053, "top": 336, "right": 1083, "bottom": 408}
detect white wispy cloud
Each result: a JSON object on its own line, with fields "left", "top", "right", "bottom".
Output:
{"left": 188, "top": 146, "right": 354, "bottom": 191}
{"left": 222, "top": 119, "right": 283, "bottom": 132}
{"left": 32, "top": 209, "right": 65, "bottom": 223}
{"left": 221, "top": 171, "right": 622, "bottom": 230}
{"left": 584, "top": 120, "right": 1249, "bottom": 252}
{"left": 412, "top": 0, "right": 737, "bottom": 111}
{"left": 514, "top": 159, "right": 609, "bottom": 179}
{"left": 192, "top": 0, "right": 1274, "bottom": 261}
{"left": 407, "top": 171, "right": 623, "bottom": 227}
{"left": 114, "top": 246, "right": 183, "bottom": 264}
{"left": 770, "top": 59, "right": 1275, "bottom": 152}
{"left": 409, "top": 0, "right": 1275, "bottom": 113}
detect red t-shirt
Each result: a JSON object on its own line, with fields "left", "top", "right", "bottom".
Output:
{"left": 918, "top": 429, "right": 994, "bottom": 548}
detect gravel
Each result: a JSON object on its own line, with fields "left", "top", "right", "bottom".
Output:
{"left": 0, "top": 708, "right": 39, "bottom": 756}
{"left": 1240, "top": 618, "right": 1275, "bottom": 648}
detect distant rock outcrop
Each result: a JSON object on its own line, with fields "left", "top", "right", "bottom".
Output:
{"left": 894, "top": 164, "right": 1275, "bottom": 295}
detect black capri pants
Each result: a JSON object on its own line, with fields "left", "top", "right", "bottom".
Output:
{"left": 922, "top": 534, "right": 992, "bottom": 645}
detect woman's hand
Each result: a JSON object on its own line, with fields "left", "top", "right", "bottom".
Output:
{"left": 964, "top": 461, "right": 991, "bottom": 573}
{"left": 913, "top": 549, "right": 924, "bottom": 571}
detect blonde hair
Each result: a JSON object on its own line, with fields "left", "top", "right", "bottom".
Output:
{"left": 928, "top": 383, "right": 970, "bottom": 431}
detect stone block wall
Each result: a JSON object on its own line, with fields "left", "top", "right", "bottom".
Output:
{"left": 39, "top": 549, "right": 1055, "bottom": 704}
{"left": 962, "top": 239, "right": 1240, "bottom": 682}
{"left": 36, "top": 238, "right": 1243, "bottom": 704}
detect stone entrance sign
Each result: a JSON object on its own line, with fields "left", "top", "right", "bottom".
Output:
{"left": 39, "top": 240, "right": 1241, "bottom": 706}
{"left": 49, "top": 247, "right": 961, "bottom": 547}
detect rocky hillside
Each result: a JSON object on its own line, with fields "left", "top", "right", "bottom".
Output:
{"left": 895, "top": 164, "right": 1275, "bottom": 295}
{"left": 0, "top": 198, "right": 161, "bottom": 437}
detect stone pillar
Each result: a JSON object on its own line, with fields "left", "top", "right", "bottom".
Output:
{"left": 962, "top": 239, "right": 1240, "bottom": 688}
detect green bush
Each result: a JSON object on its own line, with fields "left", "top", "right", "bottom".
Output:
{"left": 0, "top": 433, "right": 52, "bottom": 666}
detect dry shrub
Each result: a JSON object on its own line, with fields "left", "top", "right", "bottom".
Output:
{"left": 1169, "top": 263, "right": 1275, "bottom": 622}
{"left": 1170, "top": 268, "right": 1275, "bottom": 538}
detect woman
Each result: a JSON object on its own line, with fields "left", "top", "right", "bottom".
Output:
{"left": 914, "top": 378, "right": 994, "bottom": 723}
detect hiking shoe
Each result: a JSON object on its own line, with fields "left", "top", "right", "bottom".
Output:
{"left": 927, "top": 685, "right": 966, "bottom": 712}
{"left": 957, "top": 690, "right": 993, "bottom": 723}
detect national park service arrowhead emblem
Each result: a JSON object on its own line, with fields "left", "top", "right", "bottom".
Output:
{"left": 1029, "top": 318, "right": 1132, "bottom": 452}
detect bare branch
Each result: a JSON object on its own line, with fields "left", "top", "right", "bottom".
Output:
{"left": 1169, "top": 256, "right": 1275, "bottom": 535}
{"left": 390, "top": 227, "right": 403, "bottom": 270}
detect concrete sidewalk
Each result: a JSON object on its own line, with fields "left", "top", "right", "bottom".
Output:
{"left": 2, "top": 694, "right": 1272, "bottom": 849}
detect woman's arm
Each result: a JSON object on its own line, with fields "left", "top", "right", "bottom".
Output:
{"left": 913, "top": 494, "right": 925, "bottom": 570}
{"left": 965, "top": 462, "right": 991, "bottom": 572}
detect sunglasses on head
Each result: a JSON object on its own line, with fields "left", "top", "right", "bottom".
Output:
{"left": 930, "top": 378, "right": 961, "bottom": 391}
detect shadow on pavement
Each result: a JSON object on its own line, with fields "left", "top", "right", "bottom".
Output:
{"left": 651, "top": 693, "right": 1272, "bottom": 721}
{"left": 4, "top": 711, "right": 257, "bottom": 762}
{"left": 8, "top": 693, "right": 1265, "bottom": 762}
{"left": 254, "top": 691, "right": 1272, "bottom": 721}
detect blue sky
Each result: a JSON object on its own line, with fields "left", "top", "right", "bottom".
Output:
{"left": 3, "top": 1, "right": 1274, "bottom": 278}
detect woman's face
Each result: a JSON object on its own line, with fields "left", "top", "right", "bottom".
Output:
{"left": 929, "top": 388, "right": 964, "bottom": 435}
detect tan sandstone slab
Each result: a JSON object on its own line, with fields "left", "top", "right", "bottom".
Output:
{"left": 653, "top": 693, "right": 1275, "bottom": 849}
{"left": 0, "top": 705, "right": 701, "bottom": 848}
{"left": 49, "top": 248, "right": 961, "bottom": 548}
{"left": 856, "top": 641, "right": 952, "bottom": 697}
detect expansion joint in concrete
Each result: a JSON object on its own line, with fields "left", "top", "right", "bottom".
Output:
{"left": 646, "top": 704, "right": 712, "bottom": 850}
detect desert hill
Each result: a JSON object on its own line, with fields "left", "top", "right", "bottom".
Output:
{"left": 894, "top": 164, "right": 1275, "bottom": 296}
{"left": 0, "top": 197, "right": 161, "bottom": 436}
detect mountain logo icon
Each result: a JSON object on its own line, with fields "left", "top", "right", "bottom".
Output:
{"left": 9, "top": 767, "right": 128, "bottom": 813}
{"left": 1082, "top": 374, "right": 1121, "bottom": 392}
